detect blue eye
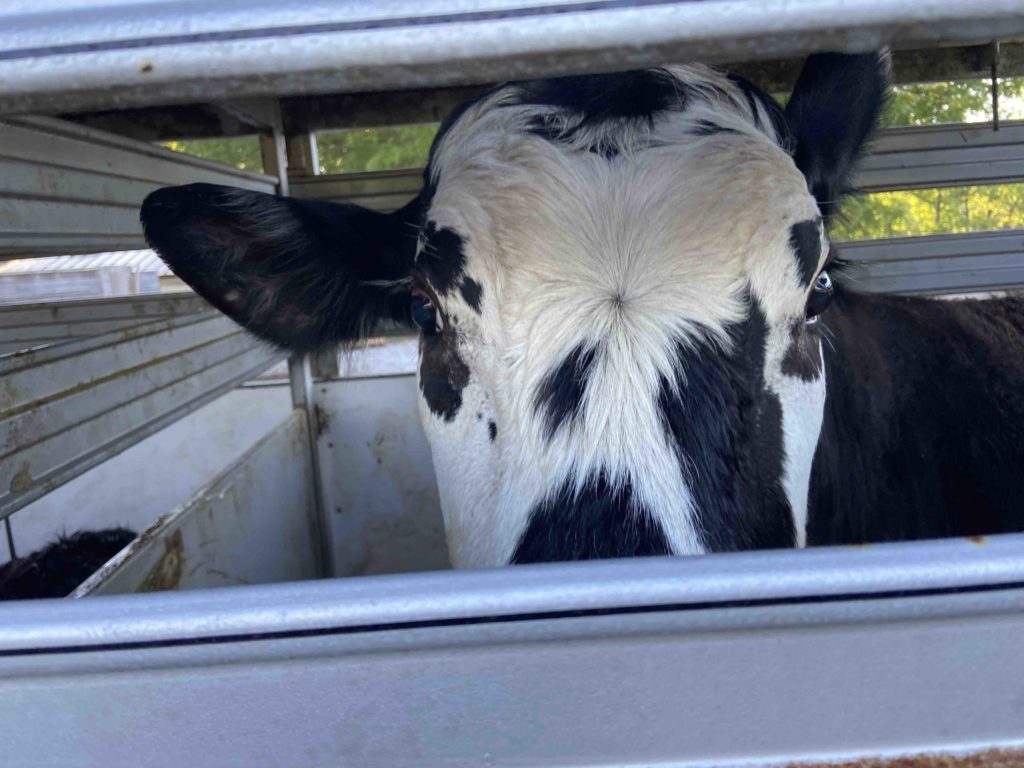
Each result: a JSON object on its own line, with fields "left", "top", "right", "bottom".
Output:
{"left": 411, "top": 291, "right": 438, "bottom": 332}
{"left": 806, "top": 270, "right": 833, "bottom": 321}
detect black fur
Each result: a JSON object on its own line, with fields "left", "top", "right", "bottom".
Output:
{"left": 141, "top": 184, "right": 420, "bottom": 351}
{"left": 789, "top": 219, "right": 822, "bottom": 286}
{"left": 658, "top": 306, "right": 795, "bottom": 552}
{"left": 511, "top": 472, "right": 672, "bottom": 563}
{"left": 519, "top": 69, "right": 683, "bottom": 129}
{"left": 533, "top": 343, "right": 598, "bottom": 440}
{"left": 786, "top": 53, "right": 888, "bottom": 218}
{"left": 809, "top": 290, "right": 1024, "bottom": 544}
{"left": 781, "top": 323, "right": 823, "bottom": 382}
{"left": 419, "top": 223, "right": 467, "bottom": 295}
{"left": 418, "top": 328, "right": 470, "bottom": 422}
{"left": 0, "top": 528, "right": 136, "bottom": 600}
{"left": 459, "top": 276, "right": 483, "bottom": 313}
{"left": 689, "top": 120, "right": 739, "bottom": 137}
{"left": 726, "top": 73, "right": 793, "bottom": 148}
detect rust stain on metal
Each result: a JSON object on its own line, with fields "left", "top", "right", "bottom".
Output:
{"left": 313, "top": 403, "right": 331, "bottom": 438}
{"left": 9, "top": 463, "right": 34, "bottom": 493}
{"left": 967, "top": 535, "right": 987, "bottom": 545}
{"left": 136, "top": 529, "right": 184, "bottom": 592}
{"left": 139, "top": 61, "right": 154, "bottom": 73}
{"left": 781, "top": 747, "right": 1024, "bottom": 767}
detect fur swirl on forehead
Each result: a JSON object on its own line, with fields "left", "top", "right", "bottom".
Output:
{"left": 419, "top": 65, "right": 823, "bottom": 564}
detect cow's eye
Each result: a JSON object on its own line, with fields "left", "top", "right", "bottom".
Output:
{"left": 805, "top": 271, "right": 833, "bottom": 322}
{"left": 411, "top": 290, "right": 438, "bottom": 332}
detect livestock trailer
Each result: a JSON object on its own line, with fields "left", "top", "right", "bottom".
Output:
{"left": 3, "top": 2, "right": 1024, "bottom": 765}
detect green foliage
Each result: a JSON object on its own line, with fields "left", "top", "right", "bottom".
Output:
{"left": 834, "top": 184, "right": 1024, "bottom": 240}
{"left": 316, "top": 124, "right": 437, "bottom": 174}
{"left": 837, "top": 77, "right": 1024, "bottom": 240}
{"left": 161, "top": 137, "right": 264, "bottom": 172}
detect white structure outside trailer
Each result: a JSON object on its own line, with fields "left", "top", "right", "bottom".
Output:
{"left": 1, "top": 2, "right": 1024, "bottom": 765}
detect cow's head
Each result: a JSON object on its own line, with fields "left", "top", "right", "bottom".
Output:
{"left": 142, "top": 53, "right": 887, "bottom": 567}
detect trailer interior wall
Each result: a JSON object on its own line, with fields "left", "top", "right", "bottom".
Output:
{"left": 3, "top": 2, "right": 1024, "bottom": 764}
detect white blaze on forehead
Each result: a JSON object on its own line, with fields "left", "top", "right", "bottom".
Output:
{"left": 421, "top": 68, "right": 827, "bottom": 566}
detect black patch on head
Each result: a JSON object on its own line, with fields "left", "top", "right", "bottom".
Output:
{"left": 727, "top": 73, "right": 793, "bottom": 150}
{"left": 511, "top": 472, "right": 672, "bottom": 563}
{"left": 534, "top": 343, "right": 598, "bottom": 440}
{"left": 658, "top": 304, "right": 795, "bottom": 552}
{"left": 689, "top": 120, "right": 739, "bottom": 137}
{"left": 459, "top": 277, "right": 483, "bottom": 313}
{"left": 488, "top": 420, "right": 497, "bottom": 441}
{"left": 419, "top": 223, "right": 466, "bottom": 295}
{"left": 789, "top": 219, "right": 822, "bottom": 286}
{"left": 520, "top": 69, "right": 683, "bottom": 128}
{"left": 418, "top": 330, "right": 470, "bottom": 422}
{"left": 781, "top": 323, "right": 823, "bottom": 382}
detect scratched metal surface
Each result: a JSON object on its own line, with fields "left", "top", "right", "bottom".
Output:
{"left": 2, "top": 1, "right": 1024, "bottom": 114}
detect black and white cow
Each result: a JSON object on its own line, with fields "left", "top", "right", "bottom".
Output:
{"left": 141, "top": 53, "right": 1024, "bottom": 568}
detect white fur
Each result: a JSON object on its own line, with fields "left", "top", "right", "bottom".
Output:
{"left": 420, "top": 66, "right": 829, "bottom": 566}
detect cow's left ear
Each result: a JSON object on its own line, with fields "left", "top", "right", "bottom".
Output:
{"left": 141, "top": 184, "right": 420, "bottom": 351}
{"left": 785, "top": 51, "right": 890, "bottom": 219}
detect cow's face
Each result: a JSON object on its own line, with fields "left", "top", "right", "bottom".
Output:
{"left": 142, "top": 54, "right": 887, "bottom": 568}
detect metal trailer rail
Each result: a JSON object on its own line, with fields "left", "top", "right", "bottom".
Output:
{"left": 2, "top": 0, "right": 1024, "bottom": 114}
{"left": 3, "top": 537, "right": 1024, "bottom": 766}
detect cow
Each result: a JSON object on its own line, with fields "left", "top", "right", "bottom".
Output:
{"left": 0, "top": 528, "right": 136, "bottom": 600}
{"left": 140, "top": 52, "right": 1024, "bottom": 569}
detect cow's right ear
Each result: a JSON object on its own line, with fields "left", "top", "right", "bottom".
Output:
{"left": 140, "top": 183, "right": 420, "bottom": 351}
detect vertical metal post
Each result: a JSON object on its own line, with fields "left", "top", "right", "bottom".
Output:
{"left": 4, "top": 517, "right": 15, "bottom": 560}
{"left": 261, "top": 105, "right": 334, "bottom": 577}
{"left": 286, "top": 132, "right": 320, "bottom": 177}
{"left": 991, "top": 40, "right": 1001, "bottom": 132}
{"left": 288, "top": 354, "right": 334, "bottom": 577}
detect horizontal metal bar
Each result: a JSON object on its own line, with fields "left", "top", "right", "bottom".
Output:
{"left": 839, "top": 228, "right": 1024, "bottom": 294}
{"left": 0, "top": 116, "right": 276, "bottom": 257}
{"left": 74, "top": 408, "right": 318, "bottom": 595}
{"left": 0, "top": 292, "right": 209, "bottom": 327}
{"left": 2, "top": 1, "right": 1023, "bottom": 115}
{"left": 3, "top": 531, "right": 1024, "bottom": 649}
{"left": 855, "top": 121, "right": 1024, "bottom": 192}
{"left": 0, "top": 311, "right": 282, "bottom": 519}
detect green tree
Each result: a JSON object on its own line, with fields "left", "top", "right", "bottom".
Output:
{"left": 162, "top": 137, "right": 264, "bottom": 172}
{"left": 833, "top": 77, "right": 1024, "bottom": 241}
{"left": 316, "top": 124, "right": 437, "bottom": 174}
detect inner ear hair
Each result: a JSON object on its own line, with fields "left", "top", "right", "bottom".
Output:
{"left": 141, "top": 183, "right": 420, "bottom": 351}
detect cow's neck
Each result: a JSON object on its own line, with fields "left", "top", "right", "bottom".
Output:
{"left": 807, "top": 290, "right": 1024, "bottom": 545}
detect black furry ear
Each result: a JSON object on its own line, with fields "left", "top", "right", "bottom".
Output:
{"left": 141, "top": 184, "right": 420, "bottom": 351}
{"left": 785, "top": 52, "right": 890, "bottom": 219}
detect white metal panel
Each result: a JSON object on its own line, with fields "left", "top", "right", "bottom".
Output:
{"left": 289, "top": 168, "right": 423, "bottom": 212}
{"left": 73, "top": 409, "right": 321, "bottom": 595}
{"left": 841, "top": 228, "right": 1024, "bottom": 294}
{"left": 854, "top": 121, "right": 1024, "bottom": 192}
{"left": 0, "top": 312, "right": 282, "bottom": 519}
{"left": 316, "top": 374, "right": 449, "bottom": 576}
{"left": 0, "top": 116, "right": 277, "bottom": 257}
{"left": 2, "top": 385, "right": 292, "bottom": 568}
{"left": 2, "top": 1, "right": 1023, "bottom": 115}
{"left": 2, "top": 537, "right": 1024, "bottom": 765}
